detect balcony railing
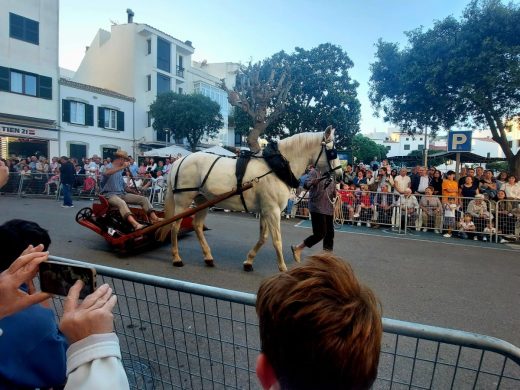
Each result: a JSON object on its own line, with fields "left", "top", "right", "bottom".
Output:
{"left": 176, "top": 66, "right": 184, "bottom": 78}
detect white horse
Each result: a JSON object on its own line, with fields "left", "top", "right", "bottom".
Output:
{"left": 158, "top": 127, "right": 341, "bottom": 272}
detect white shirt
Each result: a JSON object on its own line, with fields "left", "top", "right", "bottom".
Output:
{"left": 394, "top": 175, "right": 411, "bottom": 194}
{"left": 418, "top": 176, "right": 429, "bottom": 193}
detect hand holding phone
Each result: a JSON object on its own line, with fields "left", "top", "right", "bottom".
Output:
{"left": 39, "top": 261, "right": 96, "bottom": 299}
{"left": 59, "top": 281, "right": 117, "bottom": 344}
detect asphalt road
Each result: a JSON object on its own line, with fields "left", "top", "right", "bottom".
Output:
{"left": 1, "top": 196, "right": 519, "bottom": 347}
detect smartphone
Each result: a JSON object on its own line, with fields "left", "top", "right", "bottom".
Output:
{"left": 39, "top": 261, "right": 97, "bottom": 299}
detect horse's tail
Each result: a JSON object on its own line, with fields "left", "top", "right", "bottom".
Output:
{"left": 156, "top": 176, "right": 175, "bottom": 242}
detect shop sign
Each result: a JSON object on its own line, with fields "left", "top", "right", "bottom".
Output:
{"left": 0, "top": 125, "right": 36, "bottom": 136}
{"left": 0, "top": 123, "right": 58, "bottom": 140}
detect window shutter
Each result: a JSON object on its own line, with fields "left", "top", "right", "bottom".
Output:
{"left": 98, "top": 107, "right": 105, "bottom": 128}
{"left": 85, "top": 104, "right": 94, "bottom": 126}
{"left": 0, "top": 66, "right": 9, "bottom": 91}
{"left": 62, "top": 100, "right": 71, "bottom": 122}
{"left": 116, "top": 111, "right": 125, "bottom": 131}
{"left": 38, "top": 76, "right": 52, "bottom": 99}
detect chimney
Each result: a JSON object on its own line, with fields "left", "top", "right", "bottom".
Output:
{"left": 126, "top": 9, "right": 134, "bottom": 23}
{"left": 185, "top": 40, "right": 193, "bottom": 47}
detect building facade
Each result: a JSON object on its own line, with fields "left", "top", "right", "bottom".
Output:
{"left": 71, "top": 10, "right": 234, "bottom": 152}
{"left": 59, "top": 78, "right": 135, "bottom": 160}
{"left": 0, "top": 0, "right": 60, "bottom": 159}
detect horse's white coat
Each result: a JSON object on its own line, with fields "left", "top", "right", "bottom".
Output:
{"left": 159, "top": 129, "right": 341, "bottom": 272}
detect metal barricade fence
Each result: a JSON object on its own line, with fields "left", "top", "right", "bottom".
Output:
{"left": 0, "top": 172, "right": 22, "bottom": 196}
{"left": 49, "top": 256, "right": 520, "bottom": 389}
{"left": 494, "top": 200, "right": 520, "bottom": 244}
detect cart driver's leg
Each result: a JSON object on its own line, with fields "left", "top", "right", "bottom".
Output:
{"left": 121, "top": 193, "right": 163, "bottom": 223}
{"left": 108, "top": 195, "right": 144, "bottom": 230}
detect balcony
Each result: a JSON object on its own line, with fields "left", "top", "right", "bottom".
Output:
{"left": 176, "top": 66, "right": 185, "bottom": 78}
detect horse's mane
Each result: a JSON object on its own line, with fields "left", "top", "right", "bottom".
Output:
{"left": 278, "top": 131, "right": 323, "bottom": 156}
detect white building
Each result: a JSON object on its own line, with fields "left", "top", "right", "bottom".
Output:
{"left": 365, "top": 128, "right": 429, "bottom": 157}
{"left": 0, "top": 0, "right": 60, "bottom": 159}
{"left": 192, "top": 61, "right": 241, "bottom": 146}
{"left": 72, "top": 10, "right": 232, "bottom": 152}
{"left": 59, "top": 78, "right": 135, "bottom": 160}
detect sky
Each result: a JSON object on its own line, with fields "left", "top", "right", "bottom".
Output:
{"left": 59, "top": 0, "right": 471, "bottom": 134}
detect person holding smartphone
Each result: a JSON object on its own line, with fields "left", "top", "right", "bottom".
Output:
{"left": 0, "top": 220, "right": 68, "bottom": 389}
{"left": 0, "top": 231, "right": 128, "bottom": 389}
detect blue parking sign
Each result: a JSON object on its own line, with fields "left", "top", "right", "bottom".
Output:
{"left": 448, "top": 131, "right": 472, "bottom": 152}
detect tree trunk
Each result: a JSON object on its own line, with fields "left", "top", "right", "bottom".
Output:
{"left": 247, "top": 122, "right": 267, "bottom": 154}
{"left": 509, "top": 152, "right": 520, "bottom": 178}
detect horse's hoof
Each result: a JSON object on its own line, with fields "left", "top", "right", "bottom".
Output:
{"left": 204, "top": 259, "right": 215, "bottom": 267}
{"left": 173, "top": 261, "right": 184, "bottom": 267}
{"left": 243, "top": 263, "right": 254, "bottom": 272}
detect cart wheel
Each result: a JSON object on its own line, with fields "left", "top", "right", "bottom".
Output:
{"left": 75, "top": 207, "right": 93, "bottom": 223}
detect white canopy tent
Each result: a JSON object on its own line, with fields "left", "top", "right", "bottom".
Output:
{"left": 202, "top": 145, "right": 236, "bottom": 157}
{"left": 143, "top": 145, "right": 192, "bottom": 157}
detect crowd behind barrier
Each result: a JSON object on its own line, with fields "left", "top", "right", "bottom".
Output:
{"left": 2, "top": 154, "right": 520, "bottom": 244}
{"left": 48, "top": 256, "right": 520, "bottom": 389}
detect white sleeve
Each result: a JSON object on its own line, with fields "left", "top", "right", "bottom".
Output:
{"left": 65, "top": 333, "right": 129, "bottom": 390}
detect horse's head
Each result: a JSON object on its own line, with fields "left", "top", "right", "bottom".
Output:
{"left": 314, "top": 126, "right": 342, "bottom": 180}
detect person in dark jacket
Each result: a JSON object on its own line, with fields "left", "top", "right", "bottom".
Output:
{"left": 0, "top": 219, "right": 68, "bottom": 389}
{"left": 291, "top": 166, "right": 337, "bottom": 261}
{"left": 59, "top": 156, "right": 75, "bottom": 208}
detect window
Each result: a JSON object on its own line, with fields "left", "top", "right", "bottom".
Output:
{"left": 178, "top": 87, "right": 183, "bottom": 94}
{"left": 10, "top": 70, "right": 36, "bottom": 96}
{"left": 0, "top": 66, "right": 52, "bottom": 99}
{"left": 487, "top": 152, "right": 491, "bottom": 158}
{"left": 146, "top": 74, "right": 151, "bottom": 91}
{"left": 105, "top": 109, "right": 117, "bottom": 129}
{"left": 157, "top": 74, "right": 170, "bottom": 94}
{"left": 405, "top": 137, "right": 409, "bottom": 141}
{"left": 404, "top": 144, "right": 411, "bottom": 150}
{"left": 98, "top": 107, "right": 124, "bottom": 131}
{"left": 70, "top": 102, "right": 86, "bottom": 124}
{"left": 146, "top": 39, "right": 151, "bottom": 55}
{"left": 62, "top": 100, "right": 93, "bottom": 126}
{"left": 157, "top": 37, "right": 171, "bottom": 72}
{"left": 177, "top": 55, "right": 184, "bottom": 77}
{"left": 9, "top": 13, "right": 39, "bottom": 45}
{"left": 147, "top": 111, "right": 152, "bottom": 127}
{"left": 418, "top": 144, "right": 424, "bottom": 150}
{"left": 508, "top": 140, "right": 513, "bottom": 148}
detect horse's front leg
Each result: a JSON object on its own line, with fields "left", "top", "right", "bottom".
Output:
{"left": 265, "top": 212, "right": 287, "bottom": 272}
{"left": 171, "top": 219, "right": 183, "bottom": 266}
{"left": 243, "top": 216, "right": 268, "bottom": 272}
{"left": 192, "top": 209, "right": 215, "bottom": 267}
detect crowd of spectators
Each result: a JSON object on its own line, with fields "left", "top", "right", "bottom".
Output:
{"left": 0, "top": 153, "right": 183, "bottom": 197}
{"left": 287, "top": 158, "right": 520, "bottom": 243}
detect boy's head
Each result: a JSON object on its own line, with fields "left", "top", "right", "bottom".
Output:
{"left": 463, "top": 213, "right": 473, "bottom": 222}
{"left": 256, "top": 253, "right": 382, "bottom": 390}
{"left": 448, "top": 197, "right": 456, "bottom": 203}
{"left": 0, "top": 219, "right": 51, "bottom": 272}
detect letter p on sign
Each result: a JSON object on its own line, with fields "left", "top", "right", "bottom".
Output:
{"left": 448, "top": 131, "right": 472, "bottom": 152}
{"left": 452, "top": 134, "right": 467, "bottom": 148}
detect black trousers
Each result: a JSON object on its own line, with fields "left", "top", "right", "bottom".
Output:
{"left": 304, "top": 212, "right": 334, "bottom": 251}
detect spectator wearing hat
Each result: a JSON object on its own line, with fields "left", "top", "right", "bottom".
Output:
{"left": 100, "top": 150, "right": 163, "bottom": 230}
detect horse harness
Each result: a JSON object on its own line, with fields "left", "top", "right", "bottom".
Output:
{"left": 171, "top": 134, "right": 338, "bottom": 212}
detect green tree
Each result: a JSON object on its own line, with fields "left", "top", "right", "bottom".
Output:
{"left": 149, "top": 92, "right": 223, "bottom": 152}
{"left": 369, "top": 0, "right": 520, "bottom": 176}
{"left": 351, "top": 134, "right": 388, "bottom": 164}
{"left": 224, "top": 44, "right": 360, "bottom": 151}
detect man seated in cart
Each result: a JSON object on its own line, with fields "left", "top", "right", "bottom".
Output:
{"left": 100, "top": 150, "right": 163, "bottom": 231}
